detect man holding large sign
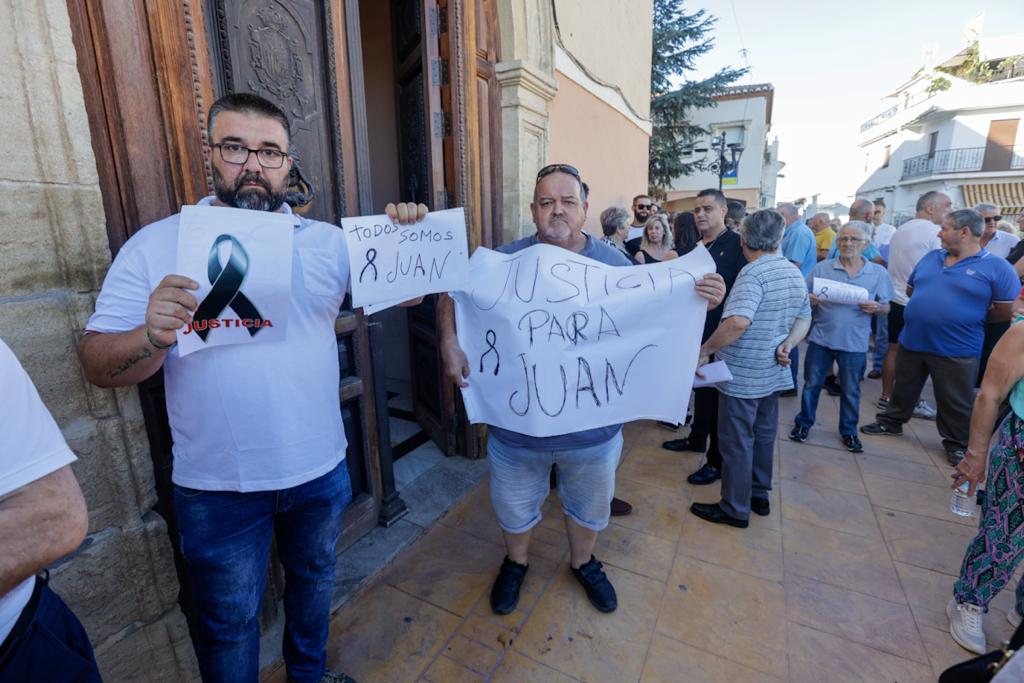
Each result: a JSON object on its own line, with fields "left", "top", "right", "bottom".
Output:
{"left": 79, "top": 92, "right": 423, "bottom": 683}
{"left": 438, "top": 165, "right": 726, "bottom": 615}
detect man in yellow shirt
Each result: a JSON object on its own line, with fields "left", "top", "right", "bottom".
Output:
{"left": 810, "top": 212, "right": 835, "bottom": 260}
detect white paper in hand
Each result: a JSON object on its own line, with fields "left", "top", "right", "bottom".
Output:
{"left": 342, "top": 208, "right": 469, "bottom": 312}
{"left": 813, "top": 277, "right": 869, "bottom": 304}
{"left": 175, "top": 205, "right": 295, "bottom": 357}
{"left": 693, "top": 361, "right": 733, "bottom": 388}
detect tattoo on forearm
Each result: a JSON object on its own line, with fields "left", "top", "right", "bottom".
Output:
{"left": 107, "top": 347, "right": 153, "bottom": 379}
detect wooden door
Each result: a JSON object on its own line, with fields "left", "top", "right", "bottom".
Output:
{"left": 982, "top": 119, "right": 1020, "bottom": 172}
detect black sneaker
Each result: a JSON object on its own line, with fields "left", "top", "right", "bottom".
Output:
{"left": 662, "top": 436, "right": 706, "bottom": 453}
{"left": 860, "top": 422, "right": 902, "bottom": 437}
{"left": 657, "top": 421, "right": 680, "bottom": 431}
{"left": 823, "top": 376, "right": 841, "bottom": 397}
{"left": 571, "top": 556, "right": 617, "bottom": 613}
{"left": 320, "top": 671, "right": 358, "bottom": 683}
{"left": 789, "top": 425, "right": 809, "bottom": 443}
{"left": 490, "top": 556, "right": 528, "bottom": 615}
{"left": 687, "top": 462, "right": 721, "bottom": 485}
{"left": 841, "top": 435, "right": 864, "bottom": 453}
{"left": 750, "top": 497, "right": 770, "bottom": 517}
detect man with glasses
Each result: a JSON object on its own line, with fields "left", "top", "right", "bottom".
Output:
{"left": 438, "top": 165, "right": 726, "bottom": 616}
{"left": 624, "top": 194, "right": 655, "bottom": 256}
{"left": 78, "top": 92, "right": 424, "bottom": 683}
{"left": 976, "top": 203, "right": 1020, "bottom": 383}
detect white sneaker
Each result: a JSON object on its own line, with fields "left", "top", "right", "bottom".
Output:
{"left": 948, "top": 599, "right": 987, "bottom": 654}
{"left": 913, "top": 400, "right": 937, "bottom": 420}
{"left": 1010, "top": 607, "right": 1022, "bottom": 628}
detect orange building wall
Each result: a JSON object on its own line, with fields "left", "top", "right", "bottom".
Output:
{"left": 546, "top": 72, "right": 650, "bottom": 236}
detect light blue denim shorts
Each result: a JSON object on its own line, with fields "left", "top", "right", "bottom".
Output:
{"left": 487, "top": 430, "right": 623, "bottom": 534}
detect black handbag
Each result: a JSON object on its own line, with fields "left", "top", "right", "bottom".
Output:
{"left": 940, "top": 619, "right": 1024, "bottom": 682}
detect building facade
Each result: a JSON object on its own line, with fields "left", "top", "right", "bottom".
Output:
{"left": 661, "top": 83, "right": 782, "bottom": 212}
{"left": 857, "top": 41, "right": 1024, "bottom": 224}
{"left": 0, "top": 0, "right": 651, "bottom": 679}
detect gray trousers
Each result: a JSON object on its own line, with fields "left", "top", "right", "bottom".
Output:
{"left": 876, "top": 348, "right": 978, "bottom": 454}
{"left": 718, "top": 392, "right": 779, "bottom": 520}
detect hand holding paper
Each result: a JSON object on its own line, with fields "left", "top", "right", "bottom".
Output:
{"left": 812, "top": 277, "right": 870, "bottom": 305}
{"left": 694, "top": 360, "right": 732, "bottom": 388}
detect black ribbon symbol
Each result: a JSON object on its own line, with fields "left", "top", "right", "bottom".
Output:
{"left": 360, "top": 248, "right": 378, "bottom": 283}
{"left": 192, "top": 234, "right": 263, "bottom": 342}
{"left": 479, "top": 329, "right": 500, "bottom": 375}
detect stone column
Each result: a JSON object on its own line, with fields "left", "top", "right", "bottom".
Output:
{"left": 1, "top": 0, "right": 197, "bottom": 679}
{"left": 495, "top": 61, "right": 558, "bottom": 242}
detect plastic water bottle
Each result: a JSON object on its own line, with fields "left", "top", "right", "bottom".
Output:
{"left": 951, "top": 482, "right": 975, "bottom": 517}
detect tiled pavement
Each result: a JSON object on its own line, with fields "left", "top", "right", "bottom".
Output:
{"left": 267, "top": 378, "right": 1018, "bottom": 682}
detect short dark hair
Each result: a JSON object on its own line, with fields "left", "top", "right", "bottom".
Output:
{"left": 633, "top": 194, "right": 651, "bottom": 204}
{"left": 696, "top": 188, "right": 727, "bottom": 208}
{"left": 207, "top": 92, "right": 291, "bottom": 143}
{"left": 726, "top": 200, "right": 746, "bottom": 225}
{"left": 873, "top": 198, "right": 886, "bottom": 207}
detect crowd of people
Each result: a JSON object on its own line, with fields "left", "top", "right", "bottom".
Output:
{"left": 7, "top": 89, "right": 1024, "bottom": 682}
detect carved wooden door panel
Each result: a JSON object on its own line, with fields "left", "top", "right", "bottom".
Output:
{"left": 391, "top": 0, "right": 460, "bottom": 454}
{"left": 206, "top": 1, "right": 345, "bottom": 224}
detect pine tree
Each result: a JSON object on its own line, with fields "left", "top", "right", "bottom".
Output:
{"left": 649, "top": 0, "right": 747, "bottom": 197}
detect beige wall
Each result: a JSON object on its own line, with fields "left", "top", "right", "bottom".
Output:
{"left": 0, "top": 0, "right": 197, "bottom": 679}
{"left": 553, "top": 0, "right": 653, "bottom": 119}
{"left": 663, "top": 188, "right": 760, "bottom": 214}
{"left": 547, "top": 72, "right": 650, "bottom": 235}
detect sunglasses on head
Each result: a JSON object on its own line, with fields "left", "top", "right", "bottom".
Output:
{"left": 984, "top": 215, "right": 1003, "bottom": 223}
{"left": 536, "top": 163, "right": 582, "bottom": 183}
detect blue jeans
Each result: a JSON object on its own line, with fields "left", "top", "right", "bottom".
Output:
{"left": 174, "top": 461, "right": 352, "bottom": 683}
{"left": 795, "top": 342, "right": 866, "bottom": 436}
{"left": 789, "top": 345, "right": 800, "bottom": 390}
{"left": 872, "top": 314, "right": 888, "bottom": 372}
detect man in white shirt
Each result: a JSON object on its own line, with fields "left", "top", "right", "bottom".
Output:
{"left": 872, "top": 199, "right": 896, "bottom": 247}
{"left": 624, "top": 194, "right": 655, "bottom": 255}
{"left": 878, "top": 191, "right": 950, "bottom": 410}
{"left": 0, "top": 339, "right": 98, "bottom": 682}
{"left": 79, "top": 92, "right": 423, "bottom": 683}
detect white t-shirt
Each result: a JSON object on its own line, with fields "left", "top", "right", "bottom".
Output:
{"left": 872, "top": 222, "right": 896, "bottom": 247}
{"left": 86, "top": 198, "right": 351, "bottom": 492}
{"left": 887, "top": 218, "right": 942, "bottom": 306}
{"left": 0, "top": 339, "right": 77, "bottom": 645}
{"left": 984, "top": 230, "right": 1021, "bottom": 259}
{"left": 627, "top": 226, "right": 645, "bottom": 241}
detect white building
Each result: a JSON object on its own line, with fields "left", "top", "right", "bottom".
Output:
{"left": 857, "top": 38, "right": 1024, "bottom": 224}
{"left": 662, "top": 83, "right": 784, "bottom": 212}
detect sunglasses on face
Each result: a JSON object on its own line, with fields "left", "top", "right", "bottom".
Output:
{"left": 984, "top": 215, "right": 1003, "bottom": 223}
{"left": 635, "top": 204, "right": 653, "bottom": 210}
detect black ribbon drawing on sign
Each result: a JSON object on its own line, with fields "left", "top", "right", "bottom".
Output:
{"left": 479, "top": 329, "right": 500, "bottom": 375}
{"left": 360, "top": 248, "right": 378, "bottom": 283}
{"left": 192, "top": 234, "right": 263, "bottom": 342}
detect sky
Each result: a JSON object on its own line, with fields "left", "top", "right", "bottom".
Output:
{"left": 686, "top": 0, "right": 1024, "bottom": 204}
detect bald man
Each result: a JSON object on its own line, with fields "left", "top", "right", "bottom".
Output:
{"left": 810, "top": 212, "right": 835, "bottom": 261}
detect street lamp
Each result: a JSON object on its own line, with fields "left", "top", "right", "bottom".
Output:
{"left": 694, "top": 134, "right": 745, "bottom": 191}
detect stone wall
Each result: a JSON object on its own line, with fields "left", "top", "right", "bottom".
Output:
{"left": 0, "top": 1, "right": 197, "bottom": 679}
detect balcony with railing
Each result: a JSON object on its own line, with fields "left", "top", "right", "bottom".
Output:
{"left": 901, "top": 145, "right": 1024, "bottom": 180}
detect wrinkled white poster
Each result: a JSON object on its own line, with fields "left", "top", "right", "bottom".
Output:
{"left": 175, "top": 205, "right": 294, "bottom": 357}
{"left": 812, "top": 277, "right": 870, "bottom": 304}
{"left": 453, "top": 243, "right": 715, "bottom": 436}
{"left": 342, "top": 208, "right": 469, "bottom": 312}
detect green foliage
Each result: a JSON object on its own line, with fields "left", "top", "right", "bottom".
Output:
{"left": 934, "top": 43, "right": 1023, "bottom": 84}
{"left": 926, "top": 76, "right": 951, "bottom": 94}
{"left": 648, "top": 0, "right": 747, "bottom": 197}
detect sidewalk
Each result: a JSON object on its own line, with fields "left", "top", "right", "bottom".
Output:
{"left": 270, "top": 379, "right": 1011, "bottom": 682}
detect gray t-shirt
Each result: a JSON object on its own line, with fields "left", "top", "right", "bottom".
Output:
{"left": 487, "top": 233, "right": 633, "bottom": 450}
{"left": 716, "top": 254, "right": 811, "bottom": 399}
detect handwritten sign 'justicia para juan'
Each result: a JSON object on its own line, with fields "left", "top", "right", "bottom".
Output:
{"left": 453, "top": 243, "right": 715, "bottom": 437}
{"left": 341, "top": 208, "right": 469, "bottom": 313}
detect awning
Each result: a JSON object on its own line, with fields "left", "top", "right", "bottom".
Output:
{"left": 961, "top": 181, "right": 1024, "bottom": 215}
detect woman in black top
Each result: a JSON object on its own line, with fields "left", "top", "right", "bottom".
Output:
{"left": 635, "top": 214, "right": 678, "bottom": 263}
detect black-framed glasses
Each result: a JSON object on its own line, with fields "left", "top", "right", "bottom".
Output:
{"left": 213, "top": 142, "right": 290, "bottom": 169}
{"left": 984, "top": 215, "right": 1003, "bottom": 223}
{"left": 536, "top": 163, "right": 582, "bottom": 183}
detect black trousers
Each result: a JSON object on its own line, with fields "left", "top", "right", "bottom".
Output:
{"left": 876, "top": 348, "right": 978, "bottom": 454}
{"left": 689, "top": 386, "right": 722, "bottom": 470}
{"left": 0, "top": 576, "right": 102, "bottom": 683}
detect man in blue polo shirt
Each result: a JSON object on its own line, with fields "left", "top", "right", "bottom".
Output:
{"left": 861, "top": 209, "right": 1019, "bottom": 463}
{"left": 777, "top": 202, "right": 817, "bottom": 393}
